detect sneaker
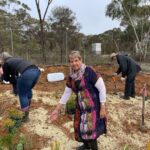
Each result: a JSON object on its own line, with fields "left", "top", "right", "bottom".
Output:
{"left": 120, "top": 95, "right": 130, "bottom": 100}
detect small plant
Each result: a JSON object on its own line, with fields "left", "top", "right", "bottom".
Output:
{"left": 8, "top": 108, "right": 24, "bottom": 128}
{"left": 16, "top": 134, "right": 25, "bottom": 150}
{"left": 66, "top": 95, "right": 76, "bottom": 115}
{"left": 50, "top": 140, "right": 60, "bottom": 150}
{"left": 2, "top": 118, "right": 15, "bottom": 132}
{"left": 8, "top": 108, "right": 24, "bottom": 120}
{"left": 0, "top": 109, "right": 32, "bottom": 149}
{"left": 121, "top": 144, "right": 131, "bottom": 150}
{"left": 0, "top": 133, "right": 14, "bottom": 149}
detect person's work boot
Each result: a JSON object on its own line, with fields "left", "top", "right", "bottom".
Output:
{"left": 130, "top": 95, "right": 135, "bottom": 98}
{"left": 76, "top": 144, "right": 90, "bottom": 150}
{"left": 22, "top": 111, "right": 30, "bottom": 123}
{"left": 120, "top": 95, "right": 130, "bottom": 100}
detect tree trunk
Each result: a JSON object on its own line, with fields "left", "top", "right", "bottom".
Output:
{"left": 40, "top": 21, "right": 46, "bottom": 64}
{"left": 60, "top": 47, "right": 63, "bottom": 64}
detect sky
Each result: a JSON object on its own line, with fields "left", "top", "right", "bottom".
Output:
{"left": 21, "top": 0, "right": 120, "bottom": 35}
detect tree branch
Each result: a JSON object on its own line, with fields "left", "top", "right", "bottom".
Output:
{"left": 120, "top": 1, "right": 143, "bottom": 54}
{"left": 43, "top": 0, "right": 52, "bottom": 21}
{"left": 35, "top": 0, "right": 42, "bottom": 21}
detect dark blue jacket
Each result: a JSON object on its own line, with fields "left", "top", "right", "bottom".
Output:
{"left": 116, "top": 54, "right": 141, "bottom": 78}
{"left": 2, "top": 57, "right": 37, "bottom": 84}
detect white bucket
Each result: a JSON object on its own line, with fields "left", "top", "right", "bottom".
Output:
{"left": 47, "top": 72, "right": 65, "bottom": 82}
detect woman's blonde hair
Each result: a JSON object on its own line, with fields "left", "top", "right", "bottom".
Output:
{"left": 69, "top": 51, "right": 82, "bottom": 61}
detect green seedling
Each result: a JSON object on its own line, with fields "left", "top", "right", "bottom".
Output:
{"left": 2, "top": 118, "right": 15, "bottom": 133}
{"left": 50, "top": 140, "right": 60, "bottom": 150}
{"left": 121, "top": 144, "right": 131, "bottom": 150}
{"left": 16, "top": 134, "right": 25, "bottom": 150}
{"left": 66, "top": 95, "right": 76, "bottom": 115}
{"left": 8, "top": 108, "right": 24, "bottom": 128}
{"left": 8, "top": 108, "right": 24, "bottom": 120}
{"left": 0, "top": 133, "right": 14, "bottom": 149}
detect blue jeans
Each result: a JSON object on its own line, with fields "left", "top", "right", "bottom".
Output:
{"left": 17, "top": 68, "right": 41, "bottom": 111}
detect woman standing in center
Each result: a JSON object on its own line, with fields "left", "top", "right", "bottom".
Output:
{"left": 49, "top": 51, "right": 107, "bottom": 150}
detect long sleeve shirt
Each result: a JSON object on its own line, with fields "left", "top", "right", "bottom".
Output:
{"left": 60, "top": 77, "right": 106, "bottom": 104}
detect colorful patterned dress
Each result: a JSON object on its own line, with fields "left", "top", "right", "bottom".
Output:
{"left": 66, "top": 66, "right": 107, "bottom": 142}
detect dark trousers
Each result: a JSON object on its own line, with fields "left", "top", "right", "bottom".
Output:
{"left": 125, "top": 75, "right": 135, "bottom": 97}
{"left": 83, "top": 139, "right": 98, "bottom": 150}
{"left": 12, "top": 83, "right": 18, "bottom": 95}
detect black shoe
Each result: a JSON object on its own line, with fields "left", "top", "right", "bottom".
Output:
{"left": 76, "top": 145, "right": 90, "bottom": 150}
{"left": 130, "top": 95, "right": 135, "bottom": 98}
{"left": 120, "top": 95, "right": 130, "bottom": 100}
{"left": 22, "top": 111, "right": 30, "bottom": 123}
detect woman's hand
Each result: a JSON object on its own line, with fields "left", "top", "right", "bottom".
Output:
{"left": 100, "top": 104, "right": 106, "bottom": 118}
{"left": 48, "top": 103, "right": 62, "bottom": 123}
{"left": 49, "top": 109, "right": 59, "bottom": 123}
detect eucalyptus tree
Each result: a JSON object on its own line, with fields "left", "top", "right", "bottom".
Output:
{"left": 106, "top": 0, "right": 150, "bottom": 60}
{"left": 34, "top": 0, "right": 53, "bottom": 63}
{"left": 0, "top": 0, "right": 31, "bottom": 55}
{"left": 48, "top": 6, "right": 81, "bottom": 63}
{"left": 98, "top": 28, "right": 123, "bottom": 54}
{"left": 14, "top": 8, "right": 41, "bottom": 59}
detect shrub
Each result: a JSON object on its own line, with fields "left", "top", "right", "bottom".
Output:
{"left": 0, "top": 133, "right": 14, "bottom": 149}
{"left": 8, "top": 108, "right": 24, "bottom": 120}
{"left": 2, "top": 118, "right": 15, "bottom": 133}
{"left": 66, "top": 95, "right": 76, "bottom": 115}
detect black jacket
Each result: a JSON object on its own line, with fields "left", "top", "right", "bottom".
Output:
{"left": 2, "top": 57, "right": 37, "bottom": 84}
{"left": 116, "top": 54, "right": 141, "bottom": 77}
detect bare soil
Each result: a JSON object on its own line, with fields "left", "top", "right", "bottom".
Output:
{"left": 0, "top": 65, "right": 150, "bottom": 150}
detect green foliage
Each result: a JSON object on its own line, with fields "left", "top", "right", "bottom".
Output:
{"left": 0, "top": 110, "right": 33, "bottom": 149}
{"left": 8, "top": 108, "right": 24, "bottom": 128}
{"left": 121, "top": 144, "right": 131, "bottom": 150}
{"left": 0, "top": 132, "right": 31, "bottom": 150}
{"left": 0, "top": 133, "right": 14, "bottom": 149}
{"left": 1, "top": 108, "right": 24, "bottom": 137}
{"left": 106, "top": 0, "right": 150, "bottom": 58}
{"left": 66, "top": 95, "right": 76, "bottom": 114}
{"left": 48, "top": 6, "right": 81, "bottom": 63}
{"left": 3, "top": 118, "right": 15, "bottom": 130}
{"left": 50, "top": 141, "right": 60, "bottom": 150}
{"left": 16, "top": 134, "right": 25, "bottom": 150}
{"left": 8, "top": 108, "right": 24, "bottom": 120}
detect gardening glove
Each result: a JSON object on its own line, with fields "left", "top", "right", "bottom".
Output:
{"left": 120, "top": 77, "right": 125, "bottom": 81}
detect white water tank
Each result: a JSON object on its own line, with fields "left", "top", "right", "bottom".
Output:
{"left": 47, "top": 72, "right": 65, "bottom": 82}
{"left": 92, "top": 43, "right": 101, "bottom": 54}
